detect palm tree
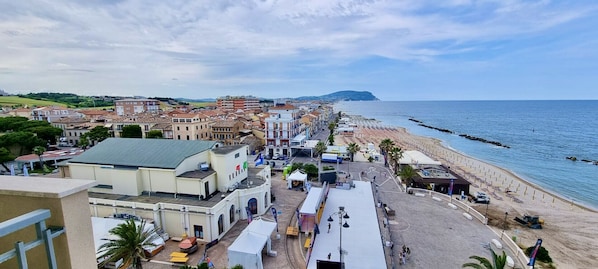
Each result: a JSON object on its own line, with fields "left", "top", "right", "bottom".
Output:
{"left": 97, "top": 219, "right": 160, "bottom": 269}
{"left": 462, "top": 249, "right": 507, "bottom": 269}
{"left": 327, "top": 133, "right": 335, "bottom": 146}
{"left": 328, "top": 122, "right": 336, "bottom": 134}
{"left": 33, "top": 146, "right": 45, "bottom": 170}
{"left": 378, "top": 138, "right": 395, "bottom": 167}
{"left": 314, "top": 141, "right": 328, "bottom": 182}
{"left": 398, "top": 165, "right": 417, "bottom": 188}
{"left": 389, "top": 146, "right": 403, "bottom": 174}
{"left": 347, "top": 143, "right": 360, "bottom": 162}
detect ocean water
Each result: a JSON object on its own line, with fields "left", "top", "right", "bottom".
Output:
{"left": 334, "top": 100, "right": 598, "bottom": 209}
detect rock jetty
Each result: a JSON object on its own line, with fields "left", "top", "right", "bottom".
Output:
{"left": 409, "top": 118, "right": 509, "bottom": 148}
{"left": 566, "top": 156, "right": 598, "bottom": 165}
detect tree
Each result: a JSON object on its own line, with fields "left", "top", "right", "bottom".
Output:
{"left": 328, "top": 122, "right": 336, "bottom": 133}
{"left": 0, "top": 131, "right": 46, "bottom": 155}
{"left": 78, "top": 135, "right": 90, "bottom": 149}
{"left": 97, "top": 219, "right": 160, "bottom": 269}
{"left": 347, "top": 143, "right": 360, "bottom": 162}
{"left": 146, "top": 130, "right": 163, "bottom": 139}
{"left": 378, "top": 138, "right": 395, "bottom": 167}
{"left": 122, "top": 125, "right": 143, "bottom": 138}
{"left": 327, "top": 134, "right": 335, "bottom": 146}
{"left": 303, "top": 163, "right": 318, "bottom": 178}
{"left": 314, "top": 141, "right": 328, "bottom": 158}
{"left": 0, "top": 147, "right": 16, "bottom": 171}
{"left": 86, "top": 126, "right": 111, "bottom": 142}
{"left": 27, "top": 126, "right": 63, "bottom": 144}
{"left": 398, "top": 165, "right": 417, "bottom": 187}
{"left": 33, "top": 146, "right": 46, "bottom": 169}
{"left": 462, "top": 249, "right": 507, "bottom": 269}
{"left": 389, "top": 146, "right": 403, "bottom": 173}
{"left": 0, "top": 116, "right": 28, "bottom": 132}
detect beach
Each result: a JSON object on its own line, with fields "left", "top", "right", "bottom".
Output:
{"left": 337, "top": 115, "right": 598, "bottom": 268}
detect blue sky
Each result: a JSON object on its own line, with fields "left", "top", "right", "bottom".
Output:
{"left": 1, "top": 0, "right": 597, "bottom": 101}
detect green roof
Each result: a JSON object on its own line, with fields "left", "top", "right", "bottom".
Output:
{"left": 69, "top": 138, "right": 217, "bottom": 169}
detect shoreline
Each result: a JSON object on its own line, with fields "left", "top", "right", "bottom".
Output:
{"left": 336, "top": 114, "right": 598, "bottom": 268}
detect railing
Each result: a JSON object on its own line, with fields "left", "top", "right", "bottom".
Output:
{"left": 0, "top": 209, "right": 65, "bottom": 269}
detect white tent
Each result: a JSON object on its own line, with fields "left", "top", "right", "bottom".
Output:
{"left": 287, "top": 170, "right": 307, "bottom": 189}
{"left": 228, "top": 219, "right": 277, "bottom": 269}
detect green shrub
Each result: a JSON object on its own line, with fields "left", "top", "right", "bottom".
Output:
{"left": 525, "top": 246, "right": 552, "bottom": 263}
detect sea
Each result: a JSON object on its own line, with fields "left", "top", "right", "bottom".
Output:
{"left": 333, "top": 100, "right": 598, "bottom": 210}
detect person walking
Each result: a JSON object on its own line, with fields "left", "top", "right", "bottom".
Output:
{"left": 328, "top": 223, "right": 331, "bottom": 233}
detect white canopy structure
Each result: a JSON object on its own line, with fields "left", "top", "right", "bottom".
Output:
{"left": 227, "top": 218, "right": 277, "bottom": 269}
{"left": 287, "top": 170, "right": 307, "bottom": 189}
{"left": 399, "top": 150, "right": 442, "bottom": 166}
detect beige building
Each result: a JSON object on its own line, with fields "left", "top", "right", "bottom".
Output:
{"left": 109, "top": 114, "right": 171, "bottom": 138}
{"left": 172, "top": 112, "right": 211, "bottom": 141}
{"left": 0, "top": 176, "right": 97, "bottom": 269}
{"left": 61, "top": 138, "right": 272, "bottom": 243}
{"left": 211, "top": 120, "right": 244, "bottom": 145}
{"left": 114, "top": 98, "right": 160, "bottom": 116}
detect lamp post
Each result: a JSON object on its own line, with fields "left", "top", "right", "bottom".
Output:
{"left": 328, "top": 206, "right": 349, "bottom": 267}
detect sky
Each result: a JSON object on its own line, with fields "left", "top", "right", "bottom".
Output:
{"left": 1, "top": 0, "right": 597, "bottom": 101}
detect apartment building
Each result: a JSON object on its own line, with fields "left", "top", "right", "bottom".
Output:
{"left": 172, "top": 112, "right": 211, "bottom": 141}
{"left": 109, "top": 114, "right": 170, "bottom": 138}
{"left": 216, "top": 96, "right": 260, "bottom": 111}
{"left": 31, "top": 106, "right": 83, "bottom": 122}
{"left": 114, "top": 98, "right": 160, "bottom": 116}
{"left": 264, "top": 103, "right": 301, "bottom": 158}
{"left": 211, "top": 120, "right": 244, "bottom": 145}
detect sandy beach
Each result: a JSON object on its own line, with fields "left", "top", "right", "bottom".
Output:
{"left": 337, "top": 115, "right": 598, "bottom": 268}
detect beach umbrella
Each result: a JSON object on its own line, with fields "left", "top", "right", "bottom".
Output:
{"left": 10, "top": 164, "right": 15, "bottom": 176}
{"left": 23, "top": 166, "right": 29, "bottom": 177}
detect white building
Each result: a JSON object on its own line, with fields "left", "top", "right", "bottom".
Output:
{"left": 265, "top": 103, "right": 301, "bottom": 158}
{"left": 61, "top": 138, "right": 272, "bottom": 243}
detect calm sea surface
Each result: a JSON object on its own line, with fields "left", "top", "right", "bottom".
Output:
{"left": 334, "top": 100, "right": 598, "bottom": 209}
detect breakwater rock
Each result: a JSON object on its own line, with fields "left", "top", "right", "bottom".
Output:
{"left": 417, "top": 123, "right": 454, "bottom": 134}
{"left": 458, "top": 134, "right": 510, "bottom": 148}
{"left": 566, "top": 156, "right": 598, "bottom": 165}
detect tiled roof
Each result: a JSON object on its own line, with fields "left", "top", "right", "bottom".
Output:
{"left": 68, "top": 138, "right": 217, "bottom": 169}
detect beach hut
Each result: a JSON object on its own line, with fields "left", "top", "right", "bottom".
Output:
{"left": 287, "top": 170, "right": 307, "bottom": 189}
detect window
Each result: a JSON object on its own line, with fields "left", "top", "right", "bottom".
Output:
{"left": 229, "top": 205, "right": 235, "bottom": 224}
{"left": 186, "top": 126, "right": 189, "bottom": 131}
{"left": 186, "top": 135, "right": 190, "bottom": 140}
{"left": 218, "top": 214, "right": 224, "bottom": 235}
{"left": 177, "top": 126, "right": 180, "bottom": 131}
{"left": 264, "top": 193, "right": 268, "bottom": 208}
{"left": 235, "top": 153, "right": 240, "bottom": 158}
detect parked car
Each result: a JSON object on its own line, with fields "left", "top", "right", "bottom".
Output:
{"left": 471, "top": 191, "right": 491, "bottom": 204}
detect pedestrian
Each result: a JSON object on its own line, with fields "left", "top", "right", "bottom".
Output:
{"left": 406, "top": 247, "right": 410, "bottom": 256}
{"left": 401, "top": 251, "right": 406, "bottom": 265}
{"left": 328, "top": 223, "right": 331, "bottom": 233}
{"left": 327, "top": 252, "right": 331, "bottom": 260}
{"left": 390, "top": 242, "right": 394, "bottom": 250}
{"left": 402, "top": 244, "right": 406, "bottom": 253}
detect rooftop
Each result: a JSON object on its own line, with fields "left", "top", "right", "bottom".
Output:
{"left": 0, "top": 176, "right": 96, "bottom": 198}
{"left": 211, "top": 145, "right": 245, "bottom": 155}
{"left": 68, "top": 138, "right": 217, "bottom": 169}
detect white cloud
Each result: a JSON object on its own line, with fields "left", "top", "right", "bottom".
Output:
{"left": 0, "top": 0, "right": 596, "bottom": 99}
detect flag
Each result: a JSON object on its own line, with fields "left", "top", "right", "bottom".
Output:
{"left": 314, "top": 223, "right": 320, "bottom": 234}
{"left": 254, "top": 153, "right": 262, "bottom": 162}
{"left": 243, "top": 161, "right": 247, "bottom": 169}
{"left": 10, "top": 164, "right": 15, "bottom": 176}
{"left": 527, "top": 239, "right": 543, "bottom": 267}
{"left": 448, "top": 179, "right": 454, "bottom": 196}
{"left": 23, "top": 166, "right": 29, "bottom": 177}
{"left": 236, "top": 164, "right": 240, "bottom": 171}
{"left": 246, "top": 207, "right": 253, "bottom": 224}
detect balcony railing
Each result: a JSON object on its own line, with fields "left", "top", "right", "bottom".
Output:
{"left": 0, "top": 209, "right": 65, "bottom": 269}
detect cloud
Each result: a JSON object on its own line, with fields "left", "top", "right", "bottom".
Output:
{"left": 0, "top": 0, "right": 597, "bottom": 99}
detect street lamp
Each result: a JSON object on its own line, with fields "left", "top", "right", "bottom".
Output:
{"left": 328, "top": 206, "right": 349, "bottom": 267}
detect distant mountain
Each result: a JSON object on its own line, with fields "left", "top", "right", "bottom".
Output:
{"left": 294, "top": 90, "right": 378, "bottom": 102}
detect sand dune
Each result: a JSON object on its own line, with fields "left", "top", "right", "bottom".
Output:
{"left": 337, "top": 116, "right": 598, "bottom": 268}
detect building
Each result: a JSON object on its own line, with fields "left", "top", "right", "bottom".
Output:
{"left": 60, "top": 138, "right": 272, "bottom": 243}
{"left": 211, "top": 120, "right": 244, "bottom": 145}
{"left": 114, "top": 98, "right": 160, "bottom": 116}
{"left": 0, "top": 176, "right": 97, "bottom": 269}
{"left": 31, "top": 106, "right": 83, "bottom": 122}
{"left": 109, "top": 114, "right": 171, "bottom": 138}
{"left": 265, "top": 103, "right": 301, "bottom": 158}
{"left": 171, "top": 112, "right": 211, "bottom": 141}
{"left": 216, "top": 96, "right": 260, "bottom": 111}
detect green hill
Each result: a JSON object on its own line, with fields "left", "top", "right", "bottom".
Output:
{"left": 0, "top": 96, "right": 67, "bottom": 107}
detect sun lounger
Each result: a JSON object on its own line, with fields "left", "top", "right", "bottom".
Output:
{"left": 169, "top": 256, "right": 189, "bottom": 263}
{"left": 170, "top": 252, "right": 188, "bottom": 258}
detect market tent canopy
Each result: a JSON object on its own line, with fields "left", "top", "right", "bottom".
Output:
{"left": 227, "top": 219, "right": 277, "bottom": 269}
{"left": 287, "top": 170, "right": 307, "bottom": 189}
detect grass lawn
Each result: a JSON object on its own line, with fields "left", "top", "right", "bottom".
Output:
{"left": 0, "top": 96, "right": 66, "bottom": 107}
